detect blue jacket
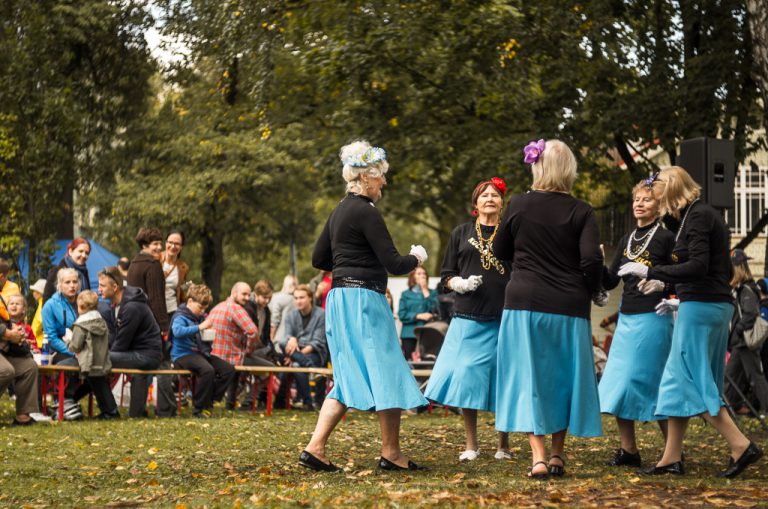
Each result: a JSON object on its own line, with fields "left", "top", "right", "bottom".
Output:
{"left": 169, "top": 304, "right": 207, "bottom": 362}
{"left": 41, "top": 292, "right": 78, "bottom": 357}
{"left": 398, "top": 286, "right": 439, "bottom": 340}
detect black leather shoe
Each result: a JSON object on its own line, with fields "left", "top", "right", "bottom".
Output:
{"left": 639, "top": 461, "right": 685, "bottom": 475}
{"left": 378, "top": 456, "right": 428, "bottom": 471}
{"left": 548, "top": 455, "right": 566, "bottom": 477}
{"left": 606, "top": 448, "right": 642, "bottom": 467}
{"left": 719, "top": 442, "right": 763, "bottom": 478}
{"left": 299, "top": 450, "right": 340, "bottom": 472}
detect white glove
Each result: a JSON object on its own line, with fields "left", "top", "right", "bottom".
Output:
{"left": 655, "top": 298, "right": 680, "bottom": 316}
{"left": 409, "top": 244, "right": 428, "bottom": 265}
{"left": 638, "top": 279, "right": 665, "bottom": 295}
{"left": 617, "top": 262, "right": 649, "bottom": 279}
{"left": 450, "top": 275, "right": 483, "bottom": 294}
{"left": 592, "top": 290, "right": 609, "bottom": 307}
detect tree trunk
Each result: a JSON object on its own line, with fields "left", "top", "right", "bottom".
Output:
{"left": 201, "top": 224, "right": 224, "bottom": 302}
{"left": 747, "top": 0, "right": 768, "bottom": 130}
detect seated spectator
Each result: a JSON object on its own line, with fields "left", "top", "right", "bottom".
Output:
{"left": 276, "top": 285, "right": 328, "bottom": 410}
{"left": 0, "top": 258, "right": 21, "bottom": 304}
{"left": 210, "top": 282, "right": 260, "bottom": 408}
{"left": 269, "top": 275, "right": 297, "bottom": 346}
{"left": 99, "top": 266, "right": 163, "bottom": 418}
{"left": 42, "top": 267, "right": 86, "bottom": 420}
{"left": 170, "top": 284, "right": 236, "bottom": 417}
{"left": 0, "top": 320, "right": 40, "bottom": 425}
{"left": 398, "top": 266, "right": 439, "bottom": 361}
{"left": 6, "top": 294, "right": 38, "bottom": 353}
{"left": 67, "top": 290, "right": 119, "bottom": 419}
{"left": 238, "top": 280, "right": 277, "bottom": 410}
{"left": 43, "top": 238, "right": 91, "bottom": 302}
{"left": 29, "top": 279, "right": 47, "bottom": 347}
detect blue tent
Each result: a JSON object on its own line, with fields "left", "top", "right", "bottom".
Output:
{"left": 18, "top": 239, "right": 120, "bottom": 291}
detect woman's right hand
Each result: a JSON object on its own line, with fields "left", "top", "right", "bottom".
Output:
{"left": 416, "top": 312, "right": 434, "bottom": 322}
{"left": 409, "top": 245, "right": 428, "bottom": 265}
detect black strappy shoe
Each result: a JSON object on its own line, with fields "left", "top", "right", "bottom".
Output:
{"left": 527, "top": 460, "right": 549, "bottom": 479}
{"left": 548, "top": 455, "right": 565, "bottom": 477}
{"left": 378, "top": 456, "right": 428, "bottom": 471}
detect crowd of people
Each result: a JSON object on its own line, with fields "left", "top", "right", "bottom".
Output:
{"left": 0, "top": 137, "right": 765, "bottom": 480}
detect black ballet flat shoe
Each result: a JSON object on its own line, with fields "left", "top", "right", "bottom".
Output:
{"left": 378, "top": 456, "right": 428, "bottom": 471}
{"left": 719, "top": 442, "right": 763, "bottom": 478}
{"left": 606, "top": 448, "right": 642, "bottom": 467}
{"left": 639, "top": 460, "right": 685, "bottom": 475}
{"left": 527, "top": 460, "right": 549, "bottom": 479}
{"left": 548, "top": 455, "right": 566, "bottom": 477}
{"left": 11, "top": 418, "right": 35, "bottom": 427}
{"left": 299, "top": 450, "right": 340, "bottom": 472}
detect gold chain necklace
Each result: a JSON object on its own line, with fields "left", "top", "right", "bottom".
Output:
{"left": 475, "top": 218, "right": 499, "bottom": 271}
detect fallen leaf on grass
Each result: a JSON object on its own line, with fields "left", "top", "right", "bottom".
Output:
{"left": 146, "top": 461, "right": 158, "bottom": 471}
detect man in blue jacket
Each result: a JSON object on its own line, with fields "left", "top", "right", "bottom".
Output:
{"left": 276, "top": 285, "right": 328, "bottom": 410}
{"left": 98, "top": 266, "right": 162, "bottom": 418}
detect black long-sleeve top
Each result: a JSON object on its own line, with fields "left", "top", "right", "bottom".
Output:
{"left": 492, "top": 191, "right": 603, "bottom": 319}
{"left": 440, "top": 222, "right": 512, "bottom": 320}
{"left": 646, "top": 201, "right": 733, "bottom": 303}
{"left": 312, "top": 193, "right": 418, "bottom": 290}
{"left": 603, "top": 222, "right": 676, "bottom": 314}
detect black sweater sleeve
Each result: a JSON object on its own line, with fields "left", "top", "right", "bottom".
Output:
{"left": 312, "top": 219, "right": 333, "bottom": 271}
{"left": 648, "top": 208, "right": 711, "bottom": 283}
{"left": 362, "top": 207, "right": 418, "bottom": 275}
{"left": 493, "top": 199, "right": 516, "bottom": 262}
{"left": 580, "top": 210, "right": 604, "bottom": 293}
{"left": 439, "top": 227, "right": 462, "bottom": 287}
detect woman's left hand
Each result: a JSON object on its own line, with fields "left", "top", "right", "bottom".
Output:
{"left": 618, "top": 262, "right": 649, "bottom": 279}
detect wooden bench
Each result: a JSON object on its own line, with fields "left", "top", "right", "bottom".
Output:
{"left": 36, "top": 364, "right": 432, "bottom": 419}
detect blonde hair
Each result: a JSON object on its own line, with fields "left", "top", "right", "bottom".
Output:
{"left": 656, "top": 166, "right": 702, "bottom": 219}
{"left": 631, "top": 179, "right": 663, "bottom": 214}
{"left": 340, "top": 140, "right": 389, "bottom": 193}
{"left": 77, "top": 290, "right": 99, "bottom": 312}
{"left": 281, "top": 274, "right": 297, "bottom": 293}
{"left": 7, "top": 294, "right": 26, "bottom": 311}
{"left": 531, "top": 140, "right": 578, "bottom": 192}
{"left": 56, "top": 268, "right": 81, "bottom": 293}
{"left": 731, "top": 262, "right": 753, "bottom": 289}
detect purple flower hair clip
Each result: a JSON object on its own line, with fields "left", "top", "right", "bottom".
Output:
{"left": 523, "top": 139, "right": 546, "bottom": 165}
{"left": 643, "top": 172, "right": 660, "bottom": 189}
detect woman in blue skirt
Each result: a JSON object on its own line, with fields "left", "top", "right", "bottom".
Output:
{"left": 492, "top": 139, "right": 604, "bottom": 478}
{"left": 299, "top": 140, "right": 429, "bottom": 473}
{"left": 599, "top": 176, "right": 675, "bottom": 467}
{"left": 619, "top": 166, "right": 763, "bottom": 477}
{"left": 424, "top": 177, "right": 512, "bottom": 462}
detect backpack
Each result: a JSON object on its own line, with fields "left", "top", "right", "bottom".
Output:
{"left": 735, "top": 286, "right": 768, "bottom": 351}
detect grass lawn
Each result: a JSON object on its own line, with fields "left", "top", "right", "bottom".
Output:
{"left": 0, "top": 401, "right": 766, "bottom": 508}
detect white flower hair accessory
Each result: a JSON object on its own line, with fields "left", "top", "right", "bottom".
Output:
{"left": 343, "top": 146, "right": 387, "bottom": 167}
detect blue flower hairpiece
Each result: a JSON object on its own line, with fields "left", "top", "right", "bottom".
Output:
{"left": 643, "top": 172, "right": 659, "bottom": 189}
{"left": 343, "top": 147, "right": 387, "bottom": 167}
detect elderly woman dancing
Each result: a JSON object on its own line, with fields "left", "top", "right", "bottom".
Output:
{"left": 299, "top": 140, "right": 429, "bottom": 472}
{"left": 493, "top": 139, "right": 604, "bottom": 478}
{"left": 424, "top": 177, "right": 512, "bottom": 462}
{"left": 599, "top": 176, "right": 675, "bottom": 467}
{"left": 619, "top": 166, "right": 763, "bottom": 477}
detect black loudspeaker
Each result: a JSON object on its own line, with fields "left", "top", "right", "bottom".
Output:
{"left": 677, "top": 137, "right": 735, "bottom": 209}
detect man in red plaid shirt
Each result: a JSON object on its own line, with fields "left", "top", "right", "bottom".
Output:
{"left": 210, "top": 283, "right": 259, "bottom": 366}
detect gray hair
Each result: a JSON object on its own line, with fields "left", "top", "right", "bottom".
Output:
{"left": 56, "top": 268, "right": 81, "bottom": 293}
{"left": 340, "top": 140, "right": 389, "bottom": 193}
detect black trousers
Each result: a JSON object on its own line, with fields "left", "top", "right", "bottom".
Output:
{"left": 725, "top": 346, "right": 768, "bottom": 413}
{"left": 87, "top": 376, "right": 118, "bottom": 416}
{"left": 174, "top": 353, "right": 236, "bottom": 411}
{"left": 401, "top": 337, "right": 417, "bottom": 361}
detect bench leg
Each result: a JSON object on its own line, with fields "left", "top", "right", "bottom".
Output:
{"left": 88, "top": 393, "right": 94, "bottom": 417}
{"left": 266, "top": 373, "right": 273, "bottom": 417}
{"left": 57, "top": 371, "right": 65, "bottom": 421}
{"left": 251, "top": 375, "right": 257, "bottom": 415}
{"left": 40, "top": 375, "right": 48, "bottom": 416}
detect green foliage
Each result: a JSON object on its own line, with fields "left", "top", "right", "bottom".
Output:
{"left": 0, "top": 0, "right": 154, "bottom": 276}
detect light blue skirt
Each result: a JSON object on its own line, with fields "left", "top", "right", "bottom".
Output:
{"left": 599, "top": 312, "right": 673, "bottom": 421}
{"left": 655, "top": 301, "right": 734, "bottom": 418}
{"left": 424, "top": 317, "right": 500, "bottom": 411}
{"left": 495, "top": 310, "right": 602, "bottom": 436}
{"left": 325, "top": 288, "right": 428, "bottom": 411}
